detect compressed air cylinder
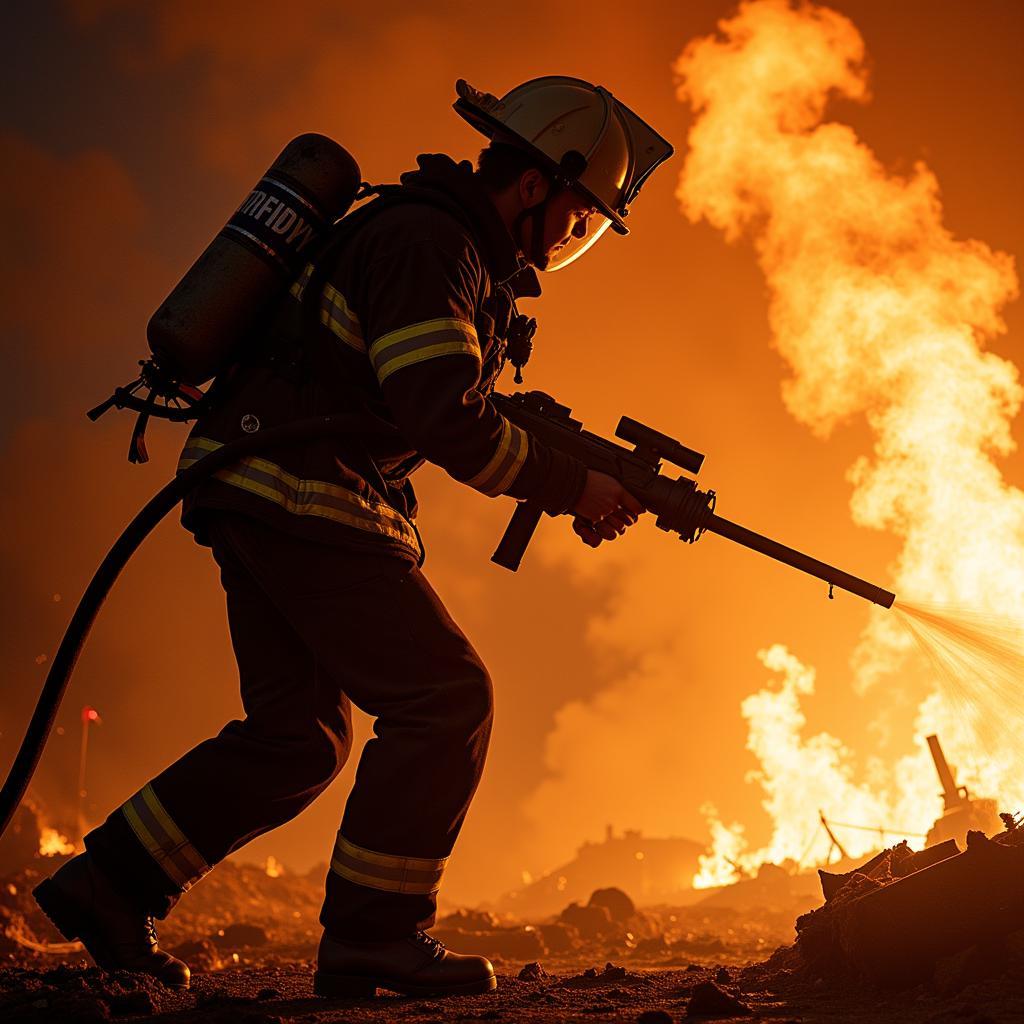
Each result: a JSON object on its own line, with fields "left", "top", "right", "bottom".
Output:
{"left": 148, "top": 134, "right": 360, "bottom": 384}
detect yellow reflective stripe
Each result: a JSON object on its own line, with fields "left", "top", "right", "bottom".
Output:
{"left": 289, "top": 261, "right": 314, "bottom": 300}
{"left": 121, "top": 784, "right": 209, "bottom": 891}
{"left": 330, "top": 834, "right": 447, "bottom": 895}
{"left": 289, "top": 269, "right": 365, "bottom": 352}
{"left": 330, "top": 859, "right": 441, "bottom": 895}
{"left": 336, "top": 835, "right": 447, "bottom": 872}
{"left": 369, "top": 318, "right": 479, "bottom": 385}
{"left": 123, "top": 802, "right": 190, "bottom": 888}
{"left": 178, "top": 437, "right": 419, "bottom": 551}
{"left": 321, "top": 282, "right": 364, "bottom": 352}
{"left": 137, "top": 786, "right": 209, "bottom": 882}
{"left": 465, "top": 418, "right": 530, "bottom": 496}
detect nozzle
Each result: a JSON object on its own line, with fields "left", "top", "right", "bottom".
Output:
{"left": 706, "top": 513, "right": 896, "bottom": 608}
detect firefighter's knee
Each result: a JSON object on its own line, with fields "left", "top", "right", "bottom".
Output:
{"left": 446, "top": 659, "right": 494, "bottom": 739}
{"left": 228, "top": 714, "right": 349, "bottom": 788}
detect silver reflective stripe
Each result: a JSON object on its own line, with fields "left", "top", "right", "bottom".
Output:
{"left": 178, "top": 437, "right": 420, "bottom": 552}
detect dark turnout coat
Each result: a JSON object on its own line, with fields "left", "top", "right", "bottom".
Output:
{"left": 178, "top": 153, "right": 588, "bottom": 559}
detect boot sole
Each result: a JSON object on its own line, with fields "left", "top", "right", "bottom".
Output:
{"left": 313, "top": 970, "right": 497, "bottom": 999}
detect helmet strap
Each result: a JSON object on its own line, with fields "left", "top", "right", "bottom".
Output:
{"left": 512, "top": 183, "right": 561, "bottom": 271}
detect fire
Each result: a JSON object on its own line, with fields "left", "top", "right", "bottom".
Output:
{"left": 38, "top": 826, "right": 75, "bottom": 857}
{"left": 676, "top": 0, "right": 1022, "bottom": 878}
{"left": 264, "top": 855, "right": 284, "bottom": 878}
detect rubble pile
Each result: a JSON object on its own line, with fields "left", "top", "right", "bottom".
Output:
{"left": 1, "top": 856, "right": 325, "bottom": 968}
{"left": 795, "top": 818, "right": 1024, "bottom": 988}
{"left": 429, "top": 886, "right": 790, "bottom": 968}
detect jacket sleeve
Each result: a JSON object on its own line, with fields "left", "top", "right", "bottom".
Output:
{"left": 352, "top": 233, "right": 588, "bottom": 515}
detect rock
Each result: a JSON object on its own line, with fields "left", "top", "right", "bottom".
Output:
{"left": 634, "top": 934, "right": 670, "bottom": 957}
{"left": 538, "top": 922, "right": 578, "bottom": 953}
{"left": 559, "top": 901, "right": 614, "bottom": 938}
{"left": 518, "top": 961, "right": 547, "bottom": 981}
{"left": 560, "top": 962, "right": 638, "bottom": 989}
{"left": 637, "top": 1012, "right": 674, "bottom": 1024}
{"left": 686, "top": 981, "right": 751, "bottom": 1017}
{"left": 588, "top": 887, "right": 636, "bottom": 922}
{"left": 214, "top": 922, "right": 269, "bottom": 948}
{"left": 713, "top": 966, "right": 730, "bottom": 985}
{"left": 435, "top": 908, "right": 501, "bottom": 931}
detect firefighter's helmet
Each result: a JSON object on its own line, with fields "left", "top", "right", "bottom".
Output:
{"left": 454, "top": 76, "right": 673, "bottom": 269}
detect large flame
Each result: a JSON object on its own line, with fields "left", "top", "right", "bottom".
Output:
{"left": 677, "top": 0, "right": 1022, "bottom": 880}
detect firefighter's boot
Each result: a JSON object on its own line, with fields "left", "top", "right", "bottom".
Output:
{"left": 314, "top": 930, "right": 496, "bottom": 998}
{"left": 33, "top": 852, "right": 190, "bottom": 989}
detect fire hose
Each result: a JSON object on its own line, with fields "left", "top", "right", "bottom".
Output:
{"left": 0, "top": 415, "right": 374, "bottom": 841}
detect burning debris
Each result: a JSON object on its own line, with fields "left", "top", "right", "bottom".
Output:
{"left": 796, "top": 819, "right": 1024, "bottom": 987}
{"left": 676, "top": 0, "right": 1024, "bottom": 892}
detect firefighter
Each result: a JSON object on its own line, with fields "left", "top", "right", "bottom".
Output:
{"left": 33, "top": 77, "right": 673, "bottom": 997}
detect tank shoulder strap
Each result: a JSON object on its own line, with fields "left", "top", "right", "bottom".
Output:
{"left": 299, "top": 183, "right": 483, "bottom": 330}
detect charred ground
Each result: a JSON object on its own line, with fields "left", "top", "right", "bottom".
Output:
{"left": 2, "top": 822, "right": 1022, "bottom": 1023}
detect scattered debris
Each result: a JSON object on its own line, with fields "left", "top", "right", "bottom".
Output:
{"left": 560, "top": 962, "right": 638, "bottom": 989}
{"left": 686, "top": 980, "right": 752, "bottom": 1017}
{"left": 0, "top": 817, "right": 1020, "bottom": 1021}
{"left": 518, "top": 961, "right": 547, "bottom": 981}
{"left": 798, "top": 824, "right": 1024, "bottom": 987}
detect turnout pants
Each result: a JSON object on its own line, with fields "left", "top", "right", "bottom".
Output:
{"left": 85, "top": 512, "right": 493, "bottom": 938}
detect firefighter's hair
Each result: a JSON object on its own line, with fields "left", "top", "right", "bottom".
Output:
{"left": 476, "top": 143, "right": 547, "bottom": 192}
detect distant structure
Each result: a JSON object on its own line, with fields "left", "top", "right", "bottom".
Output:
{"left": 925, "top": 734, "right": 1001, "bottom": 848}
{"left": 498, "top": 826, "right": 703, "bottom": 918}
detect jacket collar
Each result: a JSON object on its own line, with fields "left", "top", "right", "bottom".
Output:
{"left": 400, "top": 153, "right": 541, "bottom": 298}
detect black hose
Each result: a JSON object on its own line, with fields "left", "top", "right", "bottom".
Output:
{"left": 0, "top": 414, "right": 385, "bottom": 839}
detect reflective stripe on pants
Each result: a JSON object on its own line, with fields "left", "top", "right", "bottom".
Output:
{"left": 85, "top": 512, "right": 492, "bottom": 937}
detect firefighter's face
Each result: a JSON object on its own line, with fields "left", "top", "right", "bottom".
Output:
{"left": 542, "top": 191, "right": 598, "bottom": 261}
{"left": 517, "top": 171, "right": 603, "bottom": 271}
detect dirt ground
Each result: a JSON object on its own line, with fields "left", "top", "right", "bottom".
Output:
{"left": 2, "top": 853, "right": 1022, "bottom": 1023}
{"left": 2, "top": 950, "right": 1023, "bottom": 1024}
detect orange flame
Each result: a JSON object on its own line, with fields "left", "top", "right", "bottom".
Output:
{"left": 677, "top": 0, "right": 1022, "bottom": 879}
{"left": 38, "top": 826, "right": 75, "bottom": 857}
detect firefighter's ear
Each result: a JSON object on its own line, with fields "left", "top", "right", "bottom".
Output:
{"left": 518, "top": 168, "right": 550, "bottom": 208}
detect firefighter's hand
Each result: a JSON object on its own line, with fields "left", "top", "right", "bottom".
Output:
{"left": 571, "top": 471, "right": 643, "bottom": 547}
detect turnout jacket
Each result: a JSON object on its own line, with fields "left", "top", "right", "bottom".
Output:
{"left": 179, "top": 154, "right": 588, "bottom": 558}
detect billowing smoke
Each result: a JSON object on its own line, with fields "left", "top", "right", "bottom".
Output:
{"left": 677, "top": 0, "right": 1023, "bottom": 878}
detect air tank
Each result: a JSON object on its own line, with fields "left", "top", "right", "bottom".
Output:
{"left": 147, "top": 133, "right": 360, "bottom": 384}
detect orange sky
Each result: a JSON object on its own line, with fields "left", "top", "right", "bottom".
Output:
{"left": 1, "top": 0, "right": 1022, "bottom": 906}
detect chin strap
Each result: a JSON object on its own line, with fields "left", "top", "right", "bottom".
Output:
{"left": 512, "top": 190, "right": 557, "bottom": 271}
